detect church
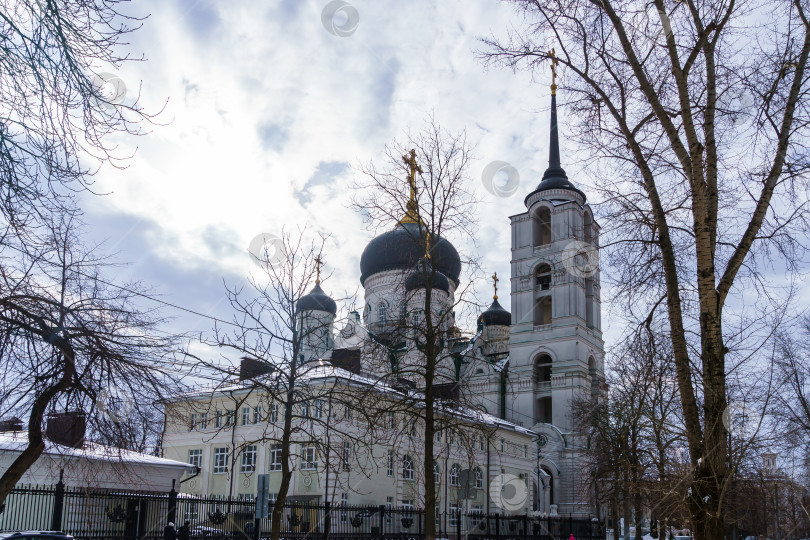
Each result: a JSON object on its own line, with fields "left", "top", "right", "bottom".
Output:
{"left": 162, "top": 81, "right": 604, "bottom": 519}
{"left": 276, "top": 76, "right": 604, "bottom": 514}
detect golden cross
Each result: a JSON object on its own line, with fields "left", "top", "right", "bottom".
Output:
{"left": 549, "top": 48, "right": 559, "bottom": 96}
{"left": 425, "top": 233, "right": 431, "bottom": 260}
{"left": 400, "top": 149, "right": 423, "bottom": 224}
{"left": 315, "top": 255, "right": 323, "bottom": 284}
{"left": 492, "top": 272, "right": 499, "bottom": 300}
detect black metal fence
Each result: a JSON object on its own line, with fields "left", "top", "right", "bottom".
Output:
{"left": 0, "top": 483, "right": 604, "bottom": 540}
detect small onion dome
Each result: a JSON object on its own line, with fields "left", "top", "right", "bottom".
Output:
{"left": 478, "top": 298, "right": 511, "bottom": 327}
{"left": 360, "top": 222, "right": 461, "bottom": 286}
{"left": 296, "top": 283, "right": 337, "bottom": 315}
{"left": 404, "top": 260, "right": 451, "bottom": 293}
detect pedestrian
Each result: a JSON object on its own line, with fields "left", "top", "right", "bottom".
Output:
{"left": 163, "top": 521, "right": 176, "bottom": 540}
{"left": 177, "top": 521, "right": 191, "bottom": 540}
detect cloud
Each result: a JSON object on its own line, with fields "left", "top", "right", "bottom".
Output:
{"left": 87, "top": 0, "right": 608, "bottom": 340}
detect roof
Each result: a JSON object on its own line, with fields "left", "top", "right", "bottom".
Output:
{"left": 0, "top": 432, "right": 195, "bottom": 471}
{"left": 177, "top": 362, "right": 536, "bottom": 437}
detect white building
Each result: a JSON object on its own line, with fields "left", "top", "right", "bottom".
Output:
{"left": 162, "top": 85, "right": 603, "bottom": 517}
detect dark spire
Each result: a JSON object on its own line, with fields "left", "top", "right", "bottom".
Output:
{"left": 542, "top": 92, "right": 567, "bottom": 182}
{"left": 524, "top": 50, "right": 586, "bottom": 205}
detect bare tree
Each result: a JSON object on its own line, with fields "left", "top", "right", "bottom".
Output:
{"left": 0, "top": 0, "right": 157, "bottom": 236}
{"left": 481, "top": 1, "right": 810, "bottom": 537}
{"left": 0, "top": 217, "right": 182, "bottom": 505}
{"left": 180, "top": 229, "right": 377, "bottom": 540}
{"left": 351, "top": 118, "right": 485, "bottom": 540}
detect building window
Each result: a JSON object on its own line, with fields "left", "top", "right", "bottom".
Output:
{"left": 241, "top": 445, "right": 257, "bottom": 473}
{"left": 344, "top": 405, "right": 352, "bottom": 421}
{"left": 340, "top": 493, "right": 349, "bottom": 523}
{"left": 378, "top": 302, "right": 387, "bottom": 323}
{"left": 215, "top": 410, "right": 223, "bottom": 428}
{"left": 184, "top": 502, "right": 199, "bottom": 522}
{"left": 436, "top": 430, "right": 442, "bottom": 443}
{"left": 524, "top": 444, "right": 528, "bottom": 458}
{"left": 387, "top": 450, "right": 394, "bottom": 477}
{"left": 342, "top": 441, "right": 351, "bottom": 471}
{"left": 242, "top": 407, "right": 251, "bottom": 426}
{"left": 535, "top": 264, "right": 552, "bottom": 290}
{"left": 188, "top": 449, "right": 202, "bottom": 469}
{"left": 532, "top": 206, "right": 551, "bottom": 247}
{"left": 200, "top": 412, "right": 208, "bottom": 429}
{"left": 269, "top": 444, "right": 282, "bottom": 471}
{"left": 434, "top": 463, "right": 441, "bottom": 484}
{"left": 301, "top": 401, "right": 310, "bottom": 418}
{"left": 402, "top": 455, "right": 415, "bottom": 481}
{"left": 449, "top": 429, "right": 455, "bottom": 445}
{"left": 253, "top": 406, "right": 262, "bottom": 424}
{"left": 213, "top": 447, "right": 229, "bottom": 474}
{"left": 411, "top": 313, "right": 419, "bottom": 339}
{"left": 314, "top": 399, "right": 323, "bottom": 419}
{"left": 474, "top": 467, "right": 483, "bottom": 489}
{"left": 189, "top": 413, "right": 197, "bottom": 431}
{"left": 301, "top": 443, "right": 317, "bottom": 470}
{"left": 270, "top": 403, "right": 278, "bottom": 423}
{"left": 449, "top": 464, "right": 460, "bottom": 486}
{"left": 449, "top": 503, "right": 460, "bottom": 527}
{"left": 225, "top": 410, "right": 235, "bottom": 427}
{"left": 401, "top": 499, "right": 414, "bottom": 512}
{"left": 500, "top": 438, "right": 505, "bottom": 452}
{"left": 471, "top": 504, "right": 482, "bottom": 515}
{"left": 480, "top": 436, "right": 485, "bottom": 451}
{"left": 388, "top": 412, "right": 396, "bottom": 429}
{"left": 386, "top": 497, "right": 393, "bottom": 523}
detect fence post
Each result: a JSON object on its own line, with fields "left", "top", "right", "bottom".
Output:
{"left": 167, "top": 480, "right": 178, "bottom": 525}
{"left": 455, "top": 509, "right": 461, "bottom": 540}
{"left": 378, "top": 505, "right": 385, "bottom": 540}
{"left": 522, "top": 514, "right": 527, "bottom": 540}
{"left": 50, "top": 470, "right": 65, "bottom": 531}
{"left": 324, "top": 501, "right": 331, "bottom": 540}
{"left": 495, "top": 513, "right": 500, "bottom": 540}
{"left": 418, "top": 508, "right": 423, "bottom": 536}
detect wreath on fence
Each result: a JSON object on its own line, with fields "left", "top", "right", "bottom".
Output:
{"left": 288, "top": 512, "right": 302, "bottom": 526}
{"left": 106, "top": 505, "right": 126, "bottom": 523}
{"left": 400, "top": 517, "right": 413, "bottom": 529}
{"left": 350, "top": 514, "right": 364, "bottom": 528}
{"left": 208, "top": 508, "right": 227, "bottom": 525}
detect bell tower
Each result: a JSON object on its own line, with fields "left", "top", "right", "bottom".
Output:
{"left": 506, "top": 52, "right": 604, "bottom": 515}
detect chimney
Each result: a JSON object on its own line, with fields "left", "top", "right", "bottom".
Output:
{"left": 239, "top": 357, "right": 273, "bottom": 380}
{"left": 0, "top": 417, "right": 23, "bottom": 432}
{"left": 45, "top": 411, "right": 86, "bottom": 448}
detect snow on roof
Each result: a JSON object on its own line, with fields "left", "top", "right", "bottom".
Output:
{"left": 178, "top": 362, "right": 536, "bottom": 437}
{"left": 0, "top": 432, "right": 195, "bottom": 470}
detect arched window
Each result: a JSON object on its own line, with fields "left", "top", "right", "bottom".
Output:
{"left": 474, "top": 467, "right": 483, "bottom": 489}
{"left": 378, "top": 302, "right": 388, "bottom": 323}
{"left": 434, "top": 463, "right": 441, "bottom": 484}
{"left": 534, "top": 354, "right": 552, "bottom": 385}
{"left": 532, "top": 207, "right": 552, "bottom": 247}
{"left": 449, "top": 464, "right": 460, "bottom": 486}
{"left": 399, "top": 301, "right": 407, "bottom": 321}
{"left": 534, "top": 296, "right": 552, "bottom": 325}
{"left": 535, "top": 264, "right": 552, "bottom": 290}
{"left": 402, "top": 455, "right": 414, "bottom": 481}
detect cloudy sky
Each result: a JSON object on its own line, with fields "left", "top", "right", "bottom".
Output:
{"left": 80, "top": 0, "right": 615, "bottom": 355}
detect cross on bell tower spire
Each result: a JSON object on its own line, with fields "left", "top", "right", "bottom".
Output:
{"left": 492, "top": 272, "right": 499, "bottom": 300}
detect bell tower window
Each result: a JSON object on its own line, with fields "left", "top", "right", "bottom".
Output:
{"left": 535, "top": 264, "right": 552, "bottom": 290}
{"left": 378, "top": 302, "right": 388, "bottom": 323}
{"left": 534, "top": 296, "right": 552, "bottom": 326}
{"left": 532, "top": 207, "right": 552, "bottom": 247}
{"left": 534, "top": 354, "right": 552, "bottom": 386}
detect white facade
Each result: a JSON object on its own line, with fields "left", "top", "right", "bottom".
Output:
{"left": 0, "top": 431, "right": 194, "bottom": 491}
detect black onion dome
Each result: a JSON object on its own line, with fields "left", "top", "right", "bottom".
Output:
{"left": 360, "top": 222, "right": 461, "bottom": 286}
{"left": 478, "top": 298, "right": 512, "bottom": 327}
{"left": 404, "top": 261, "right": 451, "bottom": 293}
{"left": 296, "top": 283, "right": 337, "bottom": 315}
